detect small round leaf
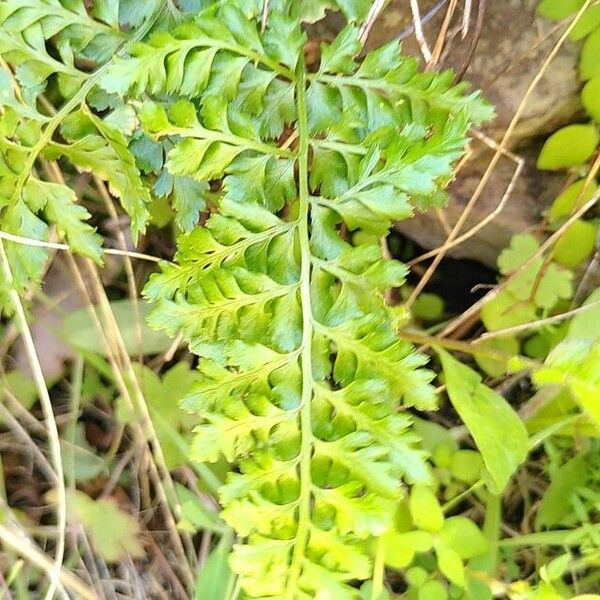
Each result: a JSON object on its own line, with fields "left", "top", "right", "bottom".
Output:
{"left": 537, "top": 0, "right": 585, "bottom": 19}
{"left": 537, "top": 124, "right": 599, "bottom": 170}
{"left": 581, "top": 28, "right": 600, "bottom": 80}
{"left": 582, "top": 77, "right": 600, "bottom": 123}
{"left": 409, "top": 485, "right": 444, "bottom": 532}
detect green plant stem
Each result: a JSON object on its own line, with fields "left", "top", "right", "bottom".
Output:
{"left": 371, "top": 536, "right": 386, "bottom": 600}
{"left": 285, "top": 59, "right": 313, "bottom": 599}
{"left": 479, "top": 492, "right": 501, "bottom": 576}
{"left": 498, "top": 524, "right": 600, "bottom": 547}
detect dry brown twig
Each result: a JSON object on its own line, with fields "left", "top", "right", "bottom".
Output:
{"left": 410, "top": 0, "right": 433, "bottom": 61}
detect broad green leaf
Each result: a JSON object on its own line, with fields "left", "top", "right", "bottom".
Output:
{"left": 481, "top": 289, "right": 537, "bottom": 332}
{"left": 412, "top": 293, "right": 445, "bottom": 321}
{"left": 0, "top": 370, "right": 38, "bottom": 412}
{"left": 195, "top": 534, "right": 233, "bottom": 600}
{"left": 418, "top": 581, "right": 448, "bottom": 600}
{"left": 537, "top": 124, "right": 599, "bottom": 170}
{"left": 533, "top": 339, "right": 600, "bottom": 427}
{"left": 474, "top": 336, "right": 520, "bottom": 378}
{"left": 409, "top": 485, "right": 444, "bottom": 532}
{"left": 61, "top": 299, "right": 173, "bottom": 356}
{"left": 535, "top": 454, "right": 591, "bottom": 528}
{"left": 438, "top": 350, "right": 528, "bottom": 493}
{"left": 552, "top": 219, "right": 597, "bottom": 268}
{"left": 543, "top": 553, "right": 571, "bottom": 581}
{"left": 439, "top": 517, "right": 489, "bottom": 559}
{"left": 176, "top": 483, "right": 223, "bottom": 534}
{"left": 582, "top": 77, "right": 600, "bottom": 123}
{"left": 570, "top": 5, "right": 600, "bottom": 40}
{"left": 450, "top": 450, "right": 484, "bottom": 484}
{"left": 549, "top": 178, "right": 599, "bottom": 221}
{"left": 61, "top": 424, "right": 108, "bottom": 483}
{"left": 435, "top": 544, "right": 465, "bottom": 587}
{"left": 382, "top": 530, "right": 433, "bottom": 569}
{"left": 567, "top": 288, "right": 600, "bottom": 341}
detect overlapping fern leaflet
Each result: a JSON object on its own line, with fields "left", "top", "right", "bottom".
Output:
{"left": 130, "top": 2, "right": 492, "bottom": 597}
{"left": 0, "top": 0, "right": 162, "bottom": 312}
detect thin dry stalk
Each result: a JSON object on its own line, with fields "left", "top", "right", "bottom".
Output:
{"left": 461, "top": 0, "right": 472, "bottom": 38}
{"left": 0, "top": 524, "right": 97, "bottom": 600}
{"left": 0, "top": 401, "right": 57, "bottom": 486}
{"left": 410, "top": 133, "right": 524, "bottom": 265}
{"left": 479, "top": 298, "right": 600, "bottom": 341}
{"left": 359, "top": 0, "right": 387, "bottom": 45}
{"left": 64, "top": 256, "right": 195, "bottom": 592}
{"left": 0, "top": 239, "right": 66, "bottom": 600}
{"left": 410, "top": 0, "right": 433, "bottom": 61}
{"left": 428, "top": 0, "right": 458, "bottom": 66}
{"left": 0, "top": 231, "right": 161, "bottom": 263}
{"left": 94, "top": 176, "right": 145, "bottom": 364}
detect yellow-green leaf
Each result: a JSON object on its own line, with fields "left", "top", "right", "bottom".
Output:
{"left": 47, "top": 489, "right": 144, "bottom": 562}
{"left": 537, "top": 124, "right": 599, "bottom": 170}
{"left": 549, "top": 178, "right": 599, "bottom": 221}
{"left": 537, "top": 0, "right": 584, "bottom": 19}
{"left": 553, "top": 219, "right": 598, "bottom": 268}
{"left": 581, "top": 28, "right": 600, "bottom": 80}
{"left": 582, "top": 77, "right": 600, "bottom": 123}
{"left": 438, "top": 350, "right": 528, "bottom": 493}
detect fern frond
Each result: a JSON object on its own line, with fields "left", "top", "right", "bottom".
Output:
{"left": 1, "top": 0, "right": 492, "bottom": 594}
{"left": 135, "top": 5, "right": 492, "bottom": 597}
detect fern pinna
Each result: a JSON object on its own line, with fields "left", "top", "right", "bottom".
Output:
{"left": 0, "top": 0, "right": 491, "bottom": 597}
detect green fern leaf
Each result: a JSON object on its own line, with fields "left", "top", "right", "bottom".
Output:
{"left": 48, "top": 111, "right": 151, "bottom": 238}
{"left": 0, "top": 200, "right": 48, "bottom": 313}
{"left": 132, "top": 5, "right": 492, "bottom": 597}
{"left": 1, "top": 0, "right": 492, "bottom": 594}
{"left": 23, "top": 178, "right": 102, "bottom": 261}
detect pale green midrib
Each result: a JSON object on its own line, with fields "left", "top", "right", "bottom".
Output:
{"left": 310, "top": 256, "right": 364, "bottom": 285}
{"left": 310, "top": 72, "right": 467, "bottom": 113}
{"left": 192, "top": 349, "right": 301, "bottom": 394}
{"left": 9, "top": 0, "right": 166, "bottom": 204}
{"left": 3, "top": 31, "right": 82, "bottom": 77}
{"left": 5, "top": 3, "right": 126, "bottom": 35}
{"left": 284, "top": 62, "right": 313, "bottom": 599}
{"left": 161, "top": 125, "right": 293, "bottom": 157}
{"left": 175, "top": 222, "right": 295, "bottom": 270}
{"left": 179, "top": 282, "right": 298, "bottom": 316}
{"left": 136, "top": 35, "right": 294, "bottom": 80}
